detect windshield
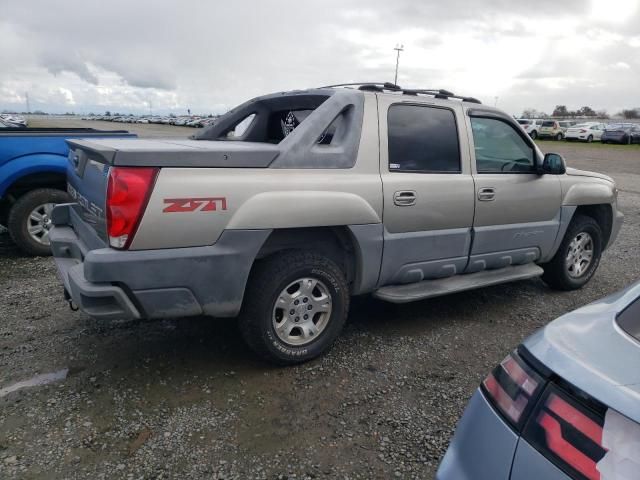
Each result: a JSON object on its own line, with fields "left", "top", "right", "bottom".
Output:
{"left": 517, "top": 120, "right": 531, "bottom": 125}
{"left": 617, "top": 297, "right": 640, "bottom": 344}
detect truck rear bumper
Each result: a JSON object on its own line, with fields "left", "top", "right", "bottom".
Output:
{"left": 50, "top": 204, "right": 271, "bottom": 320}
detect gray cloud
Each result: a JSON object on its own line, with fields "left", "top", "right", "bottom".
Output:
{"left": 0, "top": 0, "right": 638, "bottom": 115}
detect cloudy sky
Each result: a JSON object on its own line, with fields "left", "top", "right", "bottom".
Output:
{"left": 1, "top": 0, "right": 639, "bottom": 116}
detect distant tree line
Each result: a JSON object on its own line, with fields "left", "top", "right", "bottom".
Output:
{"left": 522, "top": 105, "right": 640, "bottom": 120}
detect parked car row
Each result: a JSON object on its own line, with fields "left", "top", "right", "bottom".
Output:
{"left": 519, "top": 118, "right": 640, "bottom": 144}
{"left": 0, "top": 113, "right": 28, "bottom": 128}
{"left": 81, "top": 115, "right": 219, "bottom": 128}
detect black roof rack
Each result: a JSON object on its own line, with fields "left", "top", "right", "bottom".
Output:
{"left": 319, "top": 82, "right": 481, "bottom": 104}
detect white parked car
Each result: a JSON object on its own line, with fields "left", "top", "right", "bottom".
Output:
{"left": 517, "top": 119, "right": 544, "bottom": 139}
{"left": 565, "top": 122, "right": 606, "bottom": 143}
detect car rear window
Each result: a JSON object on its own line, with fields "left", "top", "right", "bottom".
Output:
{"left": 388, "top": 104, "right": 461, "bottom": 173}
{"left": 542, "top": 121, "right": 555, "bottom": 127}
{"left": 518, "top": 120, "right": 531, "bottom": 125}
{"left": 617, "top": 296, "right": 640, "bottom": 343}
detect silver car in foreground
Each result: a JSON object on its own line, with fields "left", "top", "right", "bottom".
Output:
{"left": 437, "top": 281, "right": 640, "bottom": 480}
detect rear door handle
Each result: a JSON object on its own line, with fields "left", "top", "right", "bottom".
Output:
{"left": 393, "top": 190, "right": 417, "bottom": 206}
{"left": 477, "top": 187, "right": 496, "bottom": 201}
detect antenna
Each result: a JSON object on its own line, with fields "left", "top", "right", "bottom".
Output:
{"left": 393, "top": 44, "right": 404, "bottom": 85}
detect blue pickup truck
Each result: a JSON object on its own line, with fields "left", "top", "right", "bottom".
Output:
{"left": 0, "top": 128, "right": 134, "bottom": 255}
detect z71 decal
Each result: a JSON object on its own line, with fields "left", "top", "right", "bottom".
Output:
{"left": 163, "top": 197, "right": 228, "bottom": 213}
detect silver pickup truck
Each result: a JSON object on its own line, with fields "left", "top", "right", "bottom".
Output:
{"left": 50, "top": 83, "right": 623, "bottom": 364}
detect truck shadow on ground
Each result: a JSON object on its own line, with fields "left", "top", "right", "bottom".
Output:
{"left": 64, "top": 277, "right": 552, "bottom": 383}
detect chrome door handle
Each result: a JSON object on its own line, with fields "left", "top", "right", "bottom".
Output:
{"left": 393, "top": 190, "right": 417, "bottom": 206}
{"left": 477, "top": 187, "right": 495, "bottom": 201}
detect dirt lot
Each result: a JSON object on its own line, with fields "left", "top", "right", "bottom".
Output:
{"left": 1, "top": 122, "right": 639, "bottom": 479}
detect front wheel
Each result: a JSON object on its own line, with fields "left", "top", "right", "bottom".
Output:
{"left": 587, "top": 135, "right": 593, "bottom": 143}
{"left": 555, "top": 132, "right": 563, "bottom": 141}
{"left": 530, "top": 131, "right": 538, "bottom": 140}
{"left": 542, "top": 215, "right": 603, "bottom": 290}
{"left": 7, "top": 188, "right": 70, "bottom": 256}
{"left": 239, "top": 250, "right": 349, "bottom": 364}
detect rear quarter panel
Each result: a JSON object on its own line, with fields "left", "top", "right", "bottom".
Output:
{"left": 131, "top": 93, "right": 382, "bottom": 250}
{"left": 0, "top": 153, "right": 67, "bottom": 197}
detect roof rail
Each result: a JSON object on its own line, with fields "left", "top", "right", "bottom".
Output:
{"left": 319, "top": 82, "right": 401, "bottom": 91}
{"left": 319, "top": 83, "right": 481, "bottom": 104}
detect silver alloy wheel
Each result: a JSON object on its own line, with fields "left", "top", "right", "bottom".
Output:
{"left": 27, "top": 203, "right": 56, "bottom": 246}
{"left": 565, "top": 232, "right": 594, "bottom": 278}
{"left": 272, "top": 277, "right": 333, "bottom": 346}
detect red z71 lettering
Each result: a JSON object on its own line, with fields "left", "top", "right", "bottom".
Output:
{"left": 163, "top": 197, "right": 228, "bottom": 213}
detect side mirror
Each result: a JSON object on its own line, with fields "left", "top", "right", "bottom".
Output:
{"left": 540, "top": 153, "right": 566, "bottom": 175}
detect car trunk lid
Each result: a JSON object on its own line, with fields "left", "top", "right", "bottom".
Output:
{"left": 522, "top": 282, "right": 640, "bottom": 424}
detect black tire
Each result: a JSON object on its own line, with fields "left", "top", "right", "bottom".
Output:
{"left": 238, "top": 250, "right": 350, "bottom": 365}
{"left": 7, "top": 188, "right": 70, "bottom": 256}
{"left": 530, "top": 131, "right": 538, "bottom": 140}
{"left": 601, "top": 140, "right": 607, "bottom": 144}
{"left": 587, "top": 135, "right": 593, "bottom": 143}
{"left": 542, "top": 215, "right": 603, "bottom": 291}
{"left": 555, "top": 132, "right": 563, "bottom": 141}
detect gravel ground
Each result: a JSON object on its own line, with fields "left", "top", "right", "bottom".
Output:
{"left": 1, "top": 124, "right": 639, "bottom": 479}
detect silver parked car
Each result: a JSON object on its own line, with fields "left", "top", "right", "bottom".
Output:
{"left": 437, "top": 281, "right": 640, "bottom": 479}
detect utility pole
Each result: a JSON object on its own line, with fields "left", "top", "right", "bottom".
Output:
{"left": 25, "top": 92, "right": 30, "bottom": 113}
{"left": 148, "top": 100, "right": 153, "bottom": 116}
{"left": 394, "top": 44, "right": 404, "bottom": 86}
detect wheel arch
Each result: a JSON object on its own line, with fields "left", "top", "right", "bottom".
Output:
{"left": 574, "top": 204, "right": 613, "bottom": 248}
{"left": 0, "top": 169, "right": 67, "bottom": 226}
{"left": 252, "top": 224, "right": 383, "bottom": 295}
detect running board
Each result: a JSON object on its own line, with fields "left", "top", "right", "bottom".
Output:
{"left": 373, "top": 264, "right": 544, "bottom": 304}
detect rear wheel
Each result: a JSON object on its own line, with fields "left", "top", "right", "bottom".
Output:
{"left": 555, "top": 132, "right": 563, "bottom": 141}
{"left": 542, "top": 215, "right": 603, "bottom": 290}
{"left": 530, "top": 131, "right": 538, "bottom": 140}
{"left": 7, "top": 188, "right": 70, "bottom": 256}
{"left": 587, "top": 135, "right": 593, "bottom": 143}
{"left": 239, "top": 250, "right": 349, "bottom": 364}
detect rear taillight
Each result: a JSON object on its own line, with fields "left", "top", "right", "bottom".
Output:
{"left": 481, "top": 351, "right": 544, "bottom": 428}
{"left": 524, "top": 387, "right": 607, "bottom": 480}
{"left": 106, "top": 167, "right": 158, "bottom": 249}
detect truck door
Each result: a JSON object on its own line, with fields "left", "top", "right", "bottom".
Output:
{"left": 377, "top": 97, "right": 475, "bottom": 286}
{"left": 466, "top": 112, "right": 562, "bottom": 272}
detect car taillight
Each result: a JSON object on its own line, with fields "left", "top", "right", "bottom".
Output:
{"left": 106, "top": 167, "right": 158, "bottom": 249}
{"left": 524, "top": 387, "right": 607, "bottom": 480}
{"left": 481, "top": 351, "right": 544, "bottom": 428}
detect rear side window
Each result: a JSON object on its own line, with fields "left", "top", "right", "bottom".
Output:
{"left": 388, "top": 105, "right": 461, "bottom": 173}
{"left": 617, "top": 297, "right": 640, "bottom": 344}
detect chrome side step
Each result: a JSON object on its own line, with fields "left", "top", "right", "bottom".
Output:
{"left": 373, "top": 263, "right": 544, "bottom": 304}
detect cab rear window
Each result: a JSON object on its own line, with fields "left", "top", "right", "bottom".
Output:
{"left": 617, "top": 297, "right": 640, "bottom": 343}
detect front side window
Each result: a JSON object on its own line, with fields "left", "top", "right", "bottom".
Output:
{"left": 388, "top": 105, "right": 460, "bottom": 172}
{"left": 471, "top": 117, "right": 536, "bottom": 173}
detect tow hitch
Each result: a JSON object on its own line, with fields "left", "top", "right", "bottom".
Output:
{"left": 63, "top": 289, "right": 79, "bottom": 311}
